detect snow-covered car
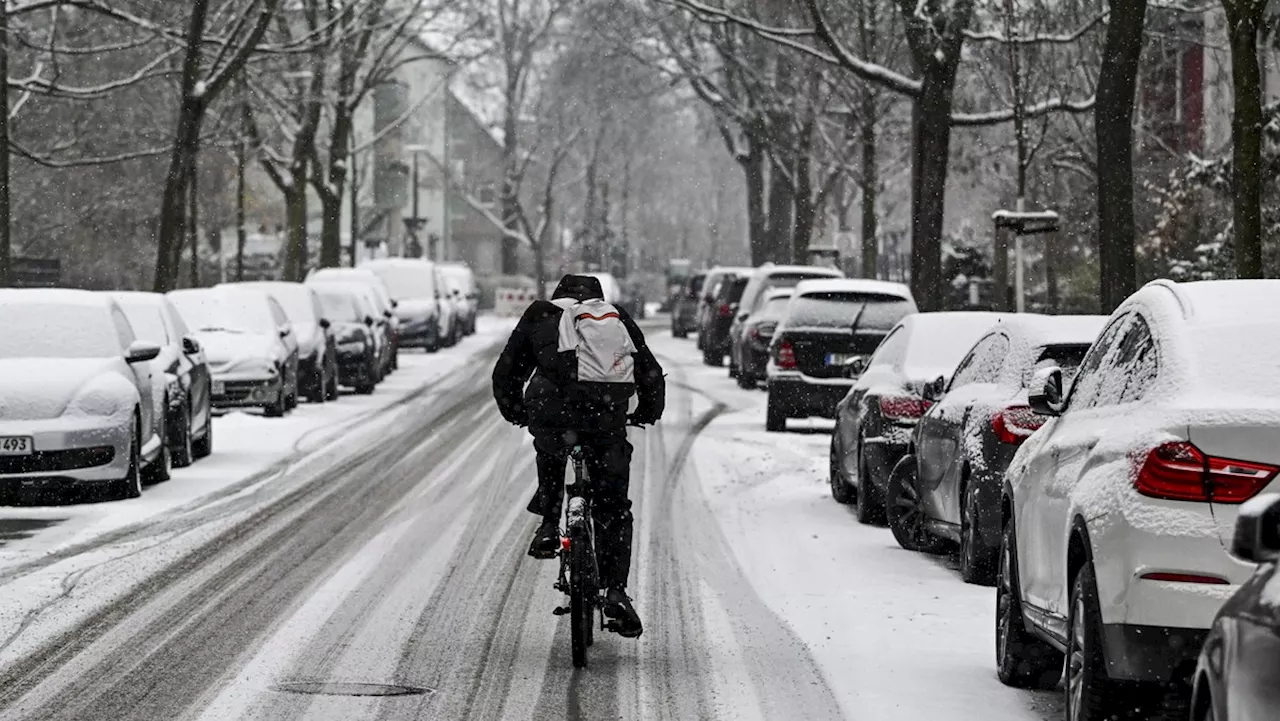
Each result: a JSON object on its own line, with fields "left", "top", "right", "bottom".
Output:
{"left": 696, "top": 266, "right": 752, "bottom": 356}
{"left": 729, "top": 264, "right": 844, "bottom": 380}
{"left": 355, "top": 259, "right": 446, "bottom": 352}
{"left": 883, "top": 314, "right": 1105, "bottom": 584}
{"left": 309, "top": 267, "right": 400, "bottom": 369}
{"left": 309, "top": 280, "right": 391, "bottom": 381}
{"left": 671, "top": 272, "right": 705, "bottom": 338}
{"left": 110, "top": 291, "right": 214, "bottom": 468}
{"left": 0, "top": 289, "right": 168, "bottom": 500}
{"left": 1192, "top": 493, "right": 1280, "bottom": 721}
{"left": 167, "top": 287, "right": 300, "bottom": 417}
{"left": 440, "top": 263, "right": 479, "bottom": 336}
{"left": 735, "top": 288, "right": 793, "bottom": 389}
{"left": 830, "top": 311, "right": 1011, "bottom": 525}
{"left": 222, "top": 281, "right": 337, "bottom": 403}
{"left": 311, "top": 284, "right": 381, "bottom": 395}
{"left": 765, "top": 279, "right": 916, "bottom": 432}
{"left": 996, "top": 279, "right": 1280, "bottom": 717}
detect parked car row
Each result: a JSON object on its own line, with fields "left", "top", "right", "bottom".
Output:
{"left": 0, "top": 261, "right": 480, "bottom": 504}
{"left": 672, "top": 272, "right": 1280, "bottom": 720}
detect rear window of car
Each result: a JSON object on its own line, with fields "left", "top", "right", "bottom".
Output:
{"left": 316, "top": 289, "right": 362, "bottom": 323}
{"left": 761, "top": 272, "right": 832, "bottom": 295}
{"left": 720, "top": 277, "right": 748, "bottom": 303}
{"left": 786, "top": 292, "right": 913, "bottom": 330}
{"left": 755, "top": 296, "right": 792, "bottom": 320}
{"left": 118, "top": 303, "right": 170, "bottom": 345}
{"left": 690, "top": 275, "right": 705, "bottom": 294}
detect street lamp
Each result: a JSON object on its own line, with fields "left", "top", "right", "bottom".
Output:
{"left": 403, "top": 143, "right": 431, "bottom": 260}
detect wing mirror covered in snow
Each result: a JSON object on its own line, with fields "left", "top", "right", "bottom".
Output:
{"left": 1232, "top": 494, "right": 1280, "bottom": 563}
{"left": 922, "top": 375, "right": 946, "bottom": 402}
{"left": 1028, "top": 366, "right": 1066, "bottom": 416}
{"left": 126, "top": 340, "right": 162, "bottom": 364}
{"left": 843, "top": 356, "right": 867, "bottom": 379}
{"left": 181, "top": 336, "right": 201, "bottom": 355}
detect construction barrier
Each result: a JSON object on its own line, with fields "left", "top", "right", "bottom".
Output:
{"left": 494, "top": 287, "right": 536, "bottom": 317}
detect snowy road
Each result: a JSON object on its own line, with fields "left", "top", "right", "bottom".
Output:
{"left": 0, "top": 321, "right": 1066, "bottom": 720}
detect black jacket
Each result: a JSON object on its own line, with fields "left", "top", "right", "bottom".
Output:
{"left": 492, "top": 275, "right": 665, "bottom": 430}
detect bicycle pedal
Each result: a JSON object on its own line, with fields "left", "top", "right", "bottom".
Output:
{"left": 552, "top": 606, "right": 571, "bottom": 616}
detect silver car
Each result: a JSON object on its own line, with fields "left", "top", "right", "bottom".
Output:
{"left": 0, "top": 288, "right": 167, "bottom": 501}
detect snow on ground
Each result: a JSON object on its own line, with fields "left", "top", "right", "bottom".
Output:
{"left": 0, "top": 316, "right": 515, "bottom": 568}
{"left": 648, "top": 328, "right": 1063, "bottom": 721}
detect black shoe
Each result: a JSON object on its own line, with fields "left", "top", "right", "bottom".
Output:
{"left": 603, "top": 587, "right": 643, "bottom": 638}
{"left": 528, "top": 519, "right": 559, "bottom": 559}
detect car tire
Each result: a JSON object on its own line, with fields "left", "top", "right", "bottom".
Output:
{"left": 263, "top": 389, "right": 288, "bottom": 417}
{"left": 325, "top": 364, "right": 340, "bottom": 401}
{"left": 171, "top": 402, "right": 195, "bottom": 469}
{"left": 960, "top": 477, "right": 998, "bottom": 586}
{"left": 854, "top": 448, "right": 887, "bottom": 525}
{"left": 765, "top": 393, "right": 787, "bottom": 432}
{"left": 143, "top": 436, "right": 172, "bottom": 485}
{"left": 703, "top": 345, "right": 723, "bottom": 367}
{"left": 673, "top": 325, "right": 687, "bottom": 339}
{"left": 886, "top": 457, "right": 946, "bottom": 554}
{"left": 306, "top": 367, "right": 326, "bottom": 404}
{"left": 110, "top": 419, "right": 144, "bottom": 500}
{"left": 1067, "top": 560, "right": 1127, "bottom": 721}
{"left": 193, "top": 415, "right": 212, "bottom": 459}
{"left": 736, "top": 368, "right": 755, "bottom": 389}
{"left": 996, "top": 520, "right": 1063, "bottom": 689}
{"left": 829, "top": 437, "right": 855, "bottom": 504}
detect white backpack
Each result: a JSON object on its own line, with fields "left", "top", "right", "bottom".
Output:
{"left": 552, "top": 298, "right": 636, "bottom": 384}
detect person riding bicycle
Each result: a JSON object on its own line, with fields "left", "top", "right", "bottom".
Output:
{"left": 492, "top": 274, "right": 664, "bottom": 639}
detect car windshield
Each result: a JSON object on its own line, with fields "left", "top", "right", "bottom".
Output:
{"left": 117, "top": 302, "right": 169, "bottom": 345}
{"left": 754, "top": 296, "right": 792, "bottom": 321}
{"left": 0, "top": 303, "right": 121, "bottom": 359}
{"left": 366, "top": 265, "right": 433, "bottom": 300}
{"left": 170, "top": 291, "right": 275, "bottom": 335}
{"left": 786, "top": 292, "right": 913, "bottom": 330}
{"left": 720, "top": 278, "right": 748, "bottom": 303}
{"left": 316, "top": 289, "right": 362, "bottom": 323}
{"left": 258, "top": 286, "right": 316, "bottom": 323}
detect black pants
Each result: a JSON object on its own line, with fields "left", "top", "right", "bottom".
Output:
{"left": 528, "top": 428, "right": 634, "bottom": 591}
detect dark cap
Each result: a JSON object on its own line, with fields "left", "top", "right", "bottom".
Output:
{"left": 551, "top": 274, "right": 604, "bottom": 301}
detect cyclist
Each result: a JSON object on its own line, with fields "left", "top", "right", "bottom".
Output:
{"left": 493, "top": 274, "right": 665, "bottom": 638}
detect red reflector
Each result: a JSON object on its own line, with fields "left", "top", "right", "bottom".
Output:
{"left": 1139, "top": 572, "right": 1229, "bottom": 585}
{"left": 718, "top": 303, "right": 732, "bottom": 318}
{"left": 776, "top": 340, "right": 797, "bottom": 370}
{"left": 879, "top": 395, "right": 931, "bottom": 421}
{"left": 992, "top": 405, "right": 1046, "bottom": 445}
{"left": 1134, "top": 441, "right": 1279, "bottom": 504}
{"left": 560, "top": 537, "right": 570, "bottom": 549}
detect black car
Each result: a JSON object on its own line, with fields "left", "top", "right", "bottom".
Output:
{"left": 700, "top": 275, "right": 749, "bottom": 366}
{"left": 735, "top": 288, "right": 793, "bottom": 389}
{"left": 671, "top": 273, "right": 705, "bottom": 338}
{"left": 886, "top": 315, "right": 1104, "bottom": 583}
{"left": 765, "top": 279, "right": 917, "bottom": 432}
{"left": 729, "top": 265, "right": 844, "bottom": 380}
{"left": 830, "top": 312, "right": 1010, "bottom": 525}
{"left": 696, "top": 266, "right": 752, "bottom": 354}
{"left": 111, "top": 291, "right": 214, "bottom": 466}
{"left": 1193, "top": 493, "right": 1280, "bottom": 721}
{"left": 224, "top": 281, "right": 338, "bottom": 403}
{"left": 313, "top": 285, "right": 381, "bottom": 395}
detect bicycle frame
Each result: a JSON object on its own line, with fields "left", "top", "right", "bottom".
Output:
{"left": 554, "top": 445, "right": 604, "bottom": 667}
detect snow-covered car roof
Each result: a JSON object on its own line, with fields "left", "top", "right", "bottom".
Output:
{"left": 0, "top": 289, "right": 128, "bottom": 360}
{"left": 791, "top": 278, "right": 914, "bottom": 302}
{"left": 707, "top": 265, "right": 753, "bottom": 276}
{"left": 221, "top": 281, "right": 320, "bottom": 324}
{"left": 0, "top": 287, "right": 112, "bottom": 308}
{"left": 762, "top": 288, "right": 795, "bottom": 302}
{"left": 898, "top": 311, "right": 1015, "bottom": 381}
{"left": 107, "top": 290, "right": 164, "bottom": 307}
{"left": 751, "top": 264, "right": 844, "bottom": 279}
{"left": 994, "top": 314, "right": 1108, "bottom": 348}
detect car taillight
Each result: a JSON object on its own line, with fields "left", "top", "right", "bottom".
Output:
{"left": 992, "top": 405, "right": 1046, "bottom": 445}
{"left": 775, "top": 340, "right": 797, "bottom": 370}
{"left": 718, "top": 303, "right": 733, "bottom": 318}
{"left": 1134, "top": 441, "right": 1279, "bottom": 503}
{"left": 879, "top": 395, "right": 931, "bottom": 421}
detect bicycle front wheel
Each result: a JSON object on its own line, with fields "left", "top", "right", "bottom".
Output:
{"left": 569, "top": 526, "right": 593, "bottom": 668}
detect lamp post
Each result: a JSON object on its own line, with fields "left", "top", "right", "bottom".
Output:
{"left": 402, "top": 144, "right": 432, "bottom": 260}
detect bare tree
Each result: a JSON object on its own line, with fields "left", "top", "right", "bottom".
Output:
{"left": 1221, "top": 0, "right": 1271, "bottom": 278}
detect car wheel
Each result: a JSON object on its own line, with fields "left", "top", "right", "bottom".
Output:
{"left": 111, "top": 420, "right": 144, "bottom": 500}
{"left": 143, "top": 435, "right": 172, "bottom": 485}
{"left": 765, "top": 392, "right": 787, "bottom": 432}
{"left": 996, "top": 519, "right": 1063, "bottom": 689}
{"left": 854, "top": 448, "right": 887, "bottom": 525}
{"left": 1067, "top": 560, "right": 1126, "bottom": 721}
{"left": 886, "top": 457, "right": 946, "bottom": 553}
{"left": 960, "top": 477, "right": 998, "bottom": 586}
{"left": 326, "top": 369, "right": 340, "bottom": 401}
{"left": 192, "top": 414, "right": 213, "bottom": 459}
{"left": 829, "top": 437, "right": 855, "bottom": 504}
{"left": 703, "top": 345, "right": 723, "bottom": 367}
{"left": 672, "top": 325, "right": 687, "bottom": 339}
{"left": 171, "top": 402, "right": 195, "bottom": 468}
{"left": 736, "top": 367, "right": 755, "bottom": 389}
{"left": 263, "top": 389, "right": 288, "bottom": 417}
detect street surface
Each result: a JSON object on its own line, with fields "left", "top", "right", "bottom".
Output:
{"left": 0, "top": 318, "right": 1066, "bottom": 720}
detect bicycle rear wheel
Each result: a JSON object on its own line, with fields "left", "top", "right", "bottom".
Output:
{"left": 569, "top": 526, "right": 593, "bottom": 668}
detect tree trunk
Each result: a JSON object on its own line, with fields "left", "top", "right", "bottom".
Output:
{"left": 859, "top": 110, "right": 878, "bottom": 280}
{"left": 792, "top": 152, "right": 816, "bottom": 263}
{"left": 743, "top": 148, "right": 768, "bottom": 266}
{"left": 188, "top": 161, "right": 199, "bottom": 287}
{"left": 500, "top": 75, "right": 521, "bottom": 275}
{"left": 1095, "top": 0, "right": 1147, "bottom": 311}
{"left": 909, "top": 78, "right": 959, "bottom": 312}
{"left": 319, "top": 192, "right": 343, "bottom": 270}
{"left": 0, "top": 4, "right": 10, "bottom": 288}
{"left": 282, "top": 168, "right": 308, "bottom": 281}
{"left": 235, "top": 137, "right": 246, "bottom": 282}
{"left": 1224, "top": 0, "right": 1264, "bottom": 279}
{"left": 766, "top": 159, "right": 794, "bottom": 264}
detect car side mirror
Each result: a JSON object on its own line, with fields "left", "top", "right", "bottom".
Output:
{"left": 922, "top": 375, "right": 947, "bottom": 402}
{"left": 1232, "top": 494, "right": 1280, "bottom": 562}
{"left": 126, "top": 340, "right": 162, "bottom": 364}
{"left": 278, "top": 324, "right": 292, "bottom": 339}
{"left": 1028, "top": 366, "right": 1066, "bottom": 416}
{"left": 391, "top": 299, "right": 399, "bottom": 308}
{"left": 737, "top": 312, "right": 748, "bottom": 321}
{"left": 319, "top": 317, "right": 331, "bottom": 330}
{"left": 843, "top": 356, "right": 867, "bottom": 379}
{"left": 383, "top": 310, "right": 393, "bottom": 319}
{"left": 181, "top": 336, "right": 201, "bottom": 355}
{"left": 364, "top": 315, "right": 375, "bottom": 327}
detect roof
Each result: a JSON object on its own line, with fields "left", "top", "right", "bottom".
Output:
{"left": 996, "top": 314, "right": 1108, "bottom": 347}
{"left": 792, "top": 278, "right": 913, "bottom": 301}
{"left": 359, "top": 258, "right": 435, "bottom": 270}
{"left": 1146, "top": 279, "right": 1280, "bottom": 326}
{"left": 903, "top": 311, "right": 1013, "bottom": 335}
{"left": 763, "top": 288, "right": 794, "bottom": 301}
{"left": 309, "top": 267, "right": 382, "bottom": 282}
{"left": 107, "top": 290, "right": 164, "bottom": 305}
{"left": 752, "top": 264, "right": 844, "bottom": 279}
{"left": 707, "top": 266, "right": 754, "bottom": 276}
{"left": 0, "top": 288, "right": 111, "bottom": 308}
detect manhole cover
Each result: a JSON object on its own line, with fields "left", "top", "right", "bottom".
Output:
{"left": 275, "top": 682, "right": 432, "bottom": 697}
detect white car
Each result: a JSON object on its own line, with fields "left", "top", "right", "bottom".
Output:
{"left": 997, "top": 279, "right": 1279, "bottom": 717}
{"left": 440, "top": 263, "right": 478, "bottom": 336}
{"left": 0, "top": 289, "right": 167, "bottom": 500}
{"left": 168, "top": 287, "right": 300, "bottom": 417}
{"left": 310, "top": 266, "right": 400, "bottom": 367}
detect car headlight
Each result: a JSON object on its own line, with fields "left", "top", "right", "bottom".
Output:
{"left": 64, "top": 379, "right": 135, "bottom": 420}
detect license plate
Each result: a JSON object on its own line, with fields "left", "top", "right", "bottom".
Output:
{"left": 212, "top": 380, "right": 225, "bottom": 395}
{"left": 0, "top": 436, "right": 33, "bottom": 456}
{"left": 825, "top": 353, "right": 852, "bottom": 366}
